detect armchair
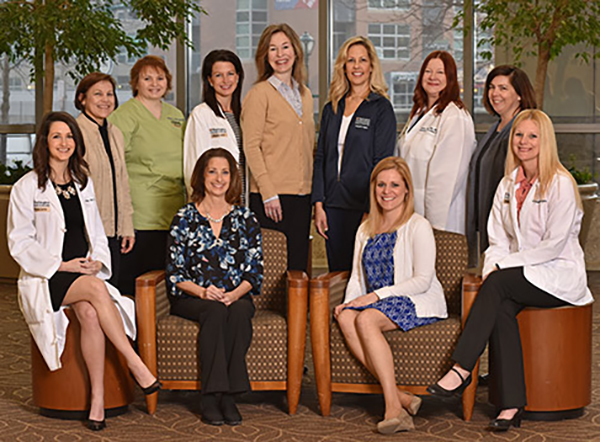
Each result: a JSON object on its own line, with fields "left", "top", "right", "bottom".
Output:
{"left": 310, "top": 230, "right": 482, "bottom": 420}
{"left": 136, "top": 228, "right": 308, "bottom": 415}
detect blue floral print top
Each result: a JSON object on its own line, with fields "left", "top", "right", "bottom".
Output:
{"left": 166, "top": 203, "right": 263, "bottom": 300}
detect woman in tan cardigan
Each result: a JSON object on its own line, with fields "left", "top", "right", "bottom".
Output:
{"left": 241, "top": 23, "right": 315, "bottom": 272}
{"left": 75, "top": 73, "right": 135, "bottom": 290}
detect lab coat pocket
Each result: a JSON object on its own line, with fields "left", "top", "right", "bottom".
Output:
{"left": 17, "top": 278, "right": 50, "bottom": 325}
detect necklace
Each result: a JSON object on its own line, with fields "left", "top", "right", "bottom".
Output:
{"left": 202, "top": 205, "right": 231, "bottom": 223}
{"left": 54, "top": 182, "right": 76, "bottom": 200}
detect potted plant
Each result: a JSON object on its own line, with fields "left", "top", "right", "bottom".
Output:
{"left": 0, "top": 161, "right": 31, "bottom": 279}
{"left": 567, "top": 156, "right": 598, "bottom": 249}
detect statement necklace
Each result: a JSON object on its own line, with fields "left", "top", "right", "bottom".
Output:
{"left": 54, "top": 182, "right": 76, "bottom": 200}
{"left": 202, "top": 205, "right": 231, "bottom": 223}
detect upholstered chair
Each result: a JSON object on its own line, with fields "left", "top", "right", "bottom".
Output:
{"left": 309, "top": 230, "right": 481, "bottom": 420}
{"left": 136, "top": 228, "right": 308, "bottom": 415}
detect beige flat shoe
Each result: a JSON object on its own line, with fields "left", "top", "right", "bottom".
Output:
{"left": 377, "top": 408, "right": 415, "bottom": 434}
{"left": 402, "top": 391, "right": 422, "bottom": 416}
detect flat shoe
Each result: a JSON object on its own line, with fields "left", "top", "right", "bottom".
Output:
{"left": 87, "top": 419, "right": 106, "bottom": 431}
{"left": 377, "top": 409, "right": 414, "bottom": 434}
{"left": 220, "top": 394, "right": 242, "bottom": 426}
{"left": 403, "top": 391, "right": 422, "bottom": 416}
{"left": 201, "top": 394, "right": 225, "bottom": 426}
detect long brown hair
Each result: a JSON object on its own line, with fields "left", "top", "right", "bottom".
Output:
{"left": 33, "top": 112, "right": 89, "bottom": 189}
{"left": 254, "top": 24, "right": 306, "bottom": 93}
{"left": 190, "top": 148, "right": 242, "bottom": 205}
{"left": 363, "top": 157, "right": 415, "bottom": 238}
{"left": 202, "top": 50, "right": 244, "bottom": 125}
{"left": 410, "top": 51, "right": 464, "bottom": 119}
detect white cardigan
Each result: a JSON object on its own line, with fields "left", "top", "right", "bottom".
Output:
{"left": 183, "top": 102, "right": 240, "bottom": 193}
{"left": 7, "top": 172, "right": 136, "bottom": 371}
{"left": 398, "top": 102, "right": 476, "bottom": 235}
{"left": 344, "top": 214, "right": 447, "bottom": 319}
{"left": 483, "top": 169, "right": 593, "bottom": 306}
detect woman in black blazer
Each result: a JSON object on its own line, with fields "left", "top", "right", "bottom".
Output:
{"left": 312, "top": 36, "right": 396, "bottom": 271}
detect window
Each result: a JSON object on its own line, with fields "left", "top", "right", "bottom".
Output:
{"left": 390, "top": 72, "right": 417, "bottom": 112}
{"left": 368, "top": 0, "right": 410, "bottom": 10}
{"left": 368, "top": 23, "right": 410, "bottom": 60}
{"left": 236, "top": 0, "right": 268, "bottom": 60}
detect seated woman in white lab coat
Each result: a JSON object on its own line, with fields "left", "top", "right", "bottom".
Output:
{"left": 427, "top": 110, "right": 593, "bottom": 431}
{"left": 7, "top": 112, "right": 160, "bottom": 432}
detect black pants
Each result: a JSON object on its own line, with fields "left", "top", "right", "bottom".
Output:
{"left": 250, "top": 193, "right": 311, "bottom": 272}
{"left": 119, "top": 230, "right": 168, "bottom": 296}
{"left": 452, "top": 267, "right": 568, "bottom": 408}
{"left": 170, "top": 295, "right": 255, "bottom": 394}
{"left": 324, "top": 207, "right": 363, "bottom": 272}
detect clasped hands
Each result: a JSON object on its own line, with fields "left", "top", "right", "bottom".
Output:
{"left": 59, "top": 257, "right": 102, "bottom": 275}
{"left": 202, "top": 284, "right": 237, "bottom": 306}
{"left": 333, "top": 292, "right": 379, "bottom": 319}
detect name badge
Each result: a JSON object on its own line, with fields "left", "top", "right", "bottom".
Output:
{"left": 419, "top": 126, "right": 438, "bottom": 135}
{"left": 168, "top": 117, "right": 184, "bottom": 128}
{"left": 210, "top": 128, "right": 228, "bottom": 138}
{"left": 355, "top": 117, "right": 370, "bottom": 130}
{"left": 532, "top": 199, "right": 547, "bottom": 204}
{"left": 34, "top": 200, "right": 51, "bottom": 212}
{"left": 85, "top": 197, "right": 95, "bottom": 203}
{"left": 503, "top": 192, "right": 510, "bottom": 203}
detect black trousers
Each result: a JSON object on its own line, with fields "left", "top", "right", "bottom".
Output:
{"left": 323, "top": 207, "right": 363, "bottom": 272}
{"left": 170, "top": 295, "right": 255, "bottom": 394}
{"left": 118, "top": 230, "right": 168, "bottom": 296}
{"left": 250, "top": 193, "right": 311, "bottom": 272}
{"left": 452, "top": 267, "right": 568, "bottom": 408}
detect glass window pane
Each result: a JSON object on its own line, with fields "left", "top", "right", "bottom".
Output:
{"left": 236, "top": 11, "right": 249, "bottom": 22}
{"left": 237, "top": 0, "right": 249, "bottom": 9}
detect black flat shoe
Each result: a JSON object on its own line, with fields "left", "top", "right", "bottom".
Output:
{"left": 427, "top": 367, "right": 472, "bottom": 398}
{"left": 87, "top": 419, "right": 106, "bottom": 431}
{"left": 221, "top": 394, "right": 242, "bottom": 426}
{"left": 488, "top": 408, "right": 524, "bottom": 432}
{"left": 201, "top": 394, "right": 225, "bottom": 426}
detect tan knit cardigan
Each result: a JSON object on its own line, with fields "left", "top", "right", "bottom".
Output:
{"left": 76, "top": 114, "right": 135, "bottom": 238}
{"left": 241, "top": 81, "right": 315, "bottom": 200}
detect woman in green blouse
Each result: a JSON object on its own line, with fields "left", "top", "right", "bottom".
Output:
{"left": 109, "top": 55, "right": 186, "bottom": 295}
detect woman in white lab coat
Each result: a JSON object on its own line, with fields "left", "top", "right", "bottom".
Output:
{"left": 7, "top": 112, "right": 160, "bottom": 431}
{"left": 427, "top": 110, "right": 593, "bottom": 431}
{"left": 184, "top": 50, "right": 247, "bottom": 202}
{"left": 397, "top": 50, "right": 476, "bottom": 234}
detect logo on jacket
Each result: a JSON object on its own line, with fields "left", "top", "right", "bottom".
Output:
{"left": 210, "top": 128, "right": 228, "bottom": 138}
{"left": 355, "top": 117, "right": 371, "bottom": 130}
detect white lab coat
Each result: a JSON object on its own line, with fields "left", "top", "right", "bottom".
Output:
{"left": 7, "top": 171, "right": 136, "bottom": 371}
{"left": 344, "top": 214, "right": 447, "bottom": 319}
{"left": 483, "top": 169, "right": 593, "bottom": 306}
{"left": 183, "top": 102, "right": 240, "bottom": 192}
{"left": 398, "top": 102, "right": 476, "bottom": 235}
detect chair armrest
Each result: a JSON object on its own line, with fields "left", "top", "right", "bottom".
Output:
{"left": 461, "top": 273, "right": 482, "bottom": 327}
{"left": 286, "top": 270, "right": 308, "bottom": 414}
{"left": 136, "top": 270, "right": 166, "bottom": 378}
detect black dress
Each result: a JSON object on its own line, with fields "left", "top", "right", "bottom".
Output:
{"left": 48, "top": 181, "right": 89, "bottom": 311}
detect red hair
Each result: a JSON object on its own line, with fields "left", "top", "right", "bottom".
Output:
{"left": 410, "top": 51, "right": 465, "bottom": 118}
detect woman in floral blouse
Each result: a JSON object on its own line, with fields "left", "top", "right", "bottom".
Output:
{"left": 166, "top": 148, "right": 263, "bottom": 427}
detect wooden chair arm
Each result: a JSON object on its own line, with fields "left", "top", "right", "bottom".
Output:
{"left": 461, "top": 273, "right": 482, "bottom": 327}
{"left": 286, "top": 270, "right": 308, "bottom": 414}
{"left": 135, "top": 270, "right": 166, "bottom": 379}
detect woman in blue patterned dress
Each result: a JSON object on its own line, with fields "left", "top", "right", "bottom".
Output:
{"left": 334, "top": 157, "right": 447, "bottom": 434}
{"left": 166, "top": 148, "right": 263, "bottom": 427}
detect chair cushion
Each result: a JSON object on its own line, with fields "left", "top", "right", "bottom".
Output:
{"left": 157, "top": 310, "right": 288, "bottom": 382}
{"left": 330, "top": 315, "right": 461, "bottom": 385}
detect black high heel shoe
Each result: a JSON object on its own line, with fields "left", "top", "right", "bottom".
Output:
{"left": 488, "top": 408, "right": 524, "bottom": 432}
{"left": 87, "top": 419, "right": 106, "bottom": 431}
{"left": 427, "top": 367, "right": 472, "bottom": 398}
{"left": 133, "top": 375, "right": 162, "bottom": 395}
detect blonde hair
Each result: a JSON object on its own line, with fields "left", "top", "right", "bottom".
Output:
{"left": 363, "top": 157, "right": 415, "bottom": 238}
{"left": 329, "top": 36, "right": 389, "bottom": 114}
{"left": 506, "top": 109, "right": 582, "bottom": 208}
{"left": 254, "top": 24, "right": 306, "bottom": 93}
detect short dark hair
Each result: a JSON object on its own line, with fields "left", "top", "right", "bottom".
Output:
{"left": 74, "top": 72, "right": 119, "bottom": 111}
{"left": 483, "top": 65, "right": 537, "bottom": 116}
{"left": 190, "top": 148, "right": 241, "bottom": 205}
{"left": 202, "top": 50, "right": 245, "bottom": 125}
{"left": 130, "top": 55, "right": 173, "bottom": 98}
{"left": 33, "top": 112, "right": 89, "bottom": 189}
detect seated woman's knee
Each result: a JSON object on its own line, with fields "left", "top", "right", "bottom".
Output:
{"left": 73, "top": 301, "right": 99, "bottom": 325}
{"left": 355, "top": 309, "right": 380, "bottom": 334}
{"left": 228, "top": 298, "right": 254, "bottom": 320}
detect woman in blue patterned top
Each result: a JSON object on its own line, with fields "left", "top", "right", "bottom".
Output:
{"left": 334, "top": 157, "right": 447, "bottom": 434}
{"left": 166, "top": 148, "right": 263, "bottom": 427}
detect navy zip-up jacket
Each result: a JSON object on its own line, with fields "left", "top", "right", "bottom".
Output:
{"left": 311, "top": 92, "right": 397, "bottom": 212}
